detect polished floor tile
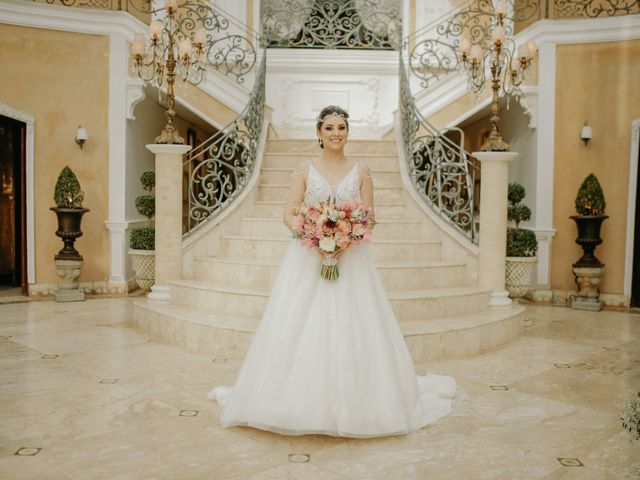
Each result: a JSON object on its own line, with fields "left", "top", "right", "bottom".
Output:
{"left": 0, "top": 299, "right": 639, "bottom": 479}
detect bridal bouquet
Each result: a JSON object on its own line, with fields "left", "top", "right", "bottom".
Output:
{"left": 293, "top": 200, "right": 375, "bottom": 280}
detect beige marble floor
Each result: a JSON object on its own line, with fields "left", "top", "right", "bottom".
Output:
{"left": 0, "top": 299, "right": 638, "bottom": 480}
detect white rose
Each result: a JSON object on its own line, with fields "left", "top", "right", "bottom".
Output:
{"left": 318, "top": 237, "right": 336, "bottom": 252}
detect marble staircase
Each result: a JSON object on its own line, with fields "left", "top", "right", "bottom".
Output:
{"left": 133, "top": 137, "right": 524, "bottom": 362}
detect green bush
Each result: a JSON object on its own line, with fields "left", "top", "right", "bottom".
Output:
{"left": 130, "top": 227, "right": 155, "bottom": 250}
{"left": 575, "top": 173, "right": 606, "bottom": 215}
{"left": 140, "top": 171, "right": 155, "bottom": 191}
{"left": 135, "top": 195, "right": 155, "bottom": 220}
{"left": 53, "top": 166, "right": 84, "bottom": 208}
{"left": 507, "top": 228, "right": 538, "bottom": 257}
{"left": 129, "top": 170, "right": 155, "bottom": 250}
{"left": 506, "top": 183, "right": 537, "bottom": 257}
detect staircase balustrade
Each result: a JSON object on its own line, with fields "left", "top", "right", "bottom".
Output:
{"left": 399, "top": 57, "right": 479, "bottom": 244}
{"left": 261, "top": 0, "right": 402, "bottom": 50}
{"left": 182, "top": 50, "right": 266, "bottom": 237}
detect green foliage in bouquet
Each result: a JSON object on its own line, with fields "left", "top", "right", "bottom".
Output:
{"left": 575, "top": 173, "right": 606, "bottom": 216}
{"left": 621, "top": 392, "right": 640, "bottom": 441}
{"left": 506, "top": 183, "right": 537, "bottom": 257}
{"left": 54, "top": 166, "right": 84, "bottom": 208}
{"left": 130, "top": 171, "right": 156, "bottom": 250}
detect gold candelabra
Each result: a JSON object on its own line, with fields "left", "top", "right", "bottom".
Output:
{"left": 458, "top": 0, "right": 536, "bottom": 151}
{"left": 130, "top": 0, "right": 207, "bottom": 144}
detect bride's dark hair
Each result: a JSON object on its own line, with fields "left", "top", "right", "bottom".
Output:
{"left": 315, "top": 105, "right": 349, "bottom": 131}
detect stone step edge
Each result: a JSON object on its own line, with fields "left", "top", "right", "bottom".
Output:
{"left": 254, "top": 200, "right": 407, "bottom": 206}
{"left": 263, "top": 152, "right": 398, "bottom": 158}
{"left": 259, "top": 183, "right": 403, "bottom": 190}
{"left": 220, "top": 234, "right": 441, "bottom": 245}
{"left": 260, "top": 167, "right": 401, "bottom": 174}
{"left": 196, "top": 256, "right": 467, "bottom": 269}
{"left": 170, "top": 279, "right": 487, "bottom": 300}
{"left": 240, "top": 217, "right": 422, "bottom": 225}
{"left": 135, "top": 299, "right": 522, "bottom": 337}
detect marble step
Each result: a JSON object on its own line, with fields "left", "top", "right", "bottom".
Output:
{"left": 218, "top": 235, "right": 442, "bottom": 262}
{"left": 260, "top": 167, "right": 403, "bottom": 187}
{"left": 258, "top": 183, "right": 405, "bottom": 202}
{"left": 238, "top": 217, "right": 430, "bottom": 240}
{"left": 169, "top": 280, "right": 489, "bottom": 321}
{"left": 265, "top": 139, "right": 397, "bottom": 155}
{"left": 132, "top": 300, "right": 524, "bottom": 362}
{"left": 262, "top": 153, "right": 400, "bottom": 171}
{"left": 251, "top": 200, "right": 408, "bottom": 219}
{"left": 194, "top": 257, "right": 468, "bottom": 290}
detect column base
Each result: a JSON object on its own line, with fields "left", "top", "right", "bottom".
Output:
{"left": 147, "top": 285, "right": 172, "bottom": 302}
{"left": 489, "top": 290, "right": 513, "bottom": 308}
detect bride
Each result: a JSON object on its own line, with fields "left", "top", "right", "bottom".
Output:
{"left": 209, "top": 105, "right": 457, "bottom": 437}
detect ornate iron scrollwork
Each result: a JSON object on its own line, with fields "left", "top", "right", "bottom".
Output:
{"left": 183, "top": 51, "right": 266, "bottom": 236}
{"left": 262, "top": 0, "right": 402, "bottom": 50}
{"left": 399, "top": 57, "right": 478, "bottom": 242}
{"left": 554, "top": 0, "right": 640, "bottom": 17}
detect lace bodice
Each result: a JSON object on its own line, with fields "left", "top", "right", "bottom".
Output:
{"left": 304, "top": 163, "right": 360, "bottom": 204}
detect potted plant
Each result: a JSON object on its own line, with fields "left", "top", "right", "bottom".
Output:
{"left": 50, "top": 166, "right": 90, "bottom": 260}
{"left": 129, "top": 171, "right": 155, "bottom": 291}
{"left": 570, "top": 173, "right": 608, "bottom": 267}
{"left": 505, "top": 183, "right": 538, "bottom": 298}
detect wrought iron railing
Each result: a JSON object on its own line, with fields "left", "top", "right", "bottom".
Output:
{"left": 399, "top": 56, "right": 478, "bottom": 243}
{"left": 182, "top": 50, "right": 266, "bottom": 237}
{"left": 261, "top": 0, "right": 402, "bottom": 50}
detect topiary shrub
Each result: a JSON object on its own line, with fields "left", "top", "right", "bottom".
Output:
{"left": 54, "top": 166, "right": 84, "bottom": 208}
{"left": 130, "top": 171, "right": 156, "bottom": 250}
{"left": 575, "top": 173, "right": 606, "bottom": 215}
{"left": 506, "top": 182, "right": 537, "bottom": 257}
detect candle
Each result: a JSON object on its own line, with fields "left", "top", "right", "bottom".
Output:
{"left": 165, "top": 0, "right": 178, "bottom": 11}
{"left": 518, "top": 44, "right": 528, "bottom": 59}
{"left": 179, "top": 37, "right": 192, "bottom": 58}
{"left": 131, "top": 34, "right": 146, "bottom": 56}
{"left": 527, "top": 40, "right": 537, "bottom": 57}
{"left": 494, "top": 0, "right": 507, "bottom": 15}
{"left": 194, "top": 29, "right": 207, "bottom": 46}
{"left": 493, "top": 24, "right": 505, "bottom": 44}
{"left": 459, "top": 37, "right": 471, "bottom": 55}
{"left": 469, "top": 45, "right": 483, "bottom": 61}
{"left": 149, "top": 20, "right": 163, "bottom": 39}
{"left": 511, "top": 56, "right": 520, "bottom": 72}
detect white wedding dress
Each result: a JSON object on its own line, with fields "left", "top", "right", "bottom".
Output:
{"left": 209, "top": 163, "right": 457, "bottom": 437}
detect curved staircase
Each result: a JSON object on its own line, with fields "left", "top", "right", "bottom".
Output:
{"left": 132, "top": 136, "right": 524, "bottom": 362}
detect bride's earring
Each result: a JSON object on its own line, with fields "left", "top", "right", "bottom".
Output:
{"left": 318, "top": 138, "right": 324, "bottom": 149}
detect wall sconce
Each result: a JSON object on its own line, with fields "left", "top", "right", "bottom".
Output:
{"left": 580, "top": 122, "right": 592, "bottom": 146}
{"left": 75, "top": 125, "right": 88, "bottom": 149}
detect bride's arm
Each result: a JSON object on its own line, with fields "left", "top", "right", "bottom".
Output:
{"left": 359, "top": 163, "right": 375, "bottom": 216}
{"left": 283, "top": 163, "right": 308, "bottom": 232}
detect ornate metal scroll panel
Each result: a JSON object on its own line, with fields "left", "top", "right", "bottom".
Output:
{"left": 399, "top": 56, "right": 478, "bottom": 243}
{"left": 261, "top": 0, "right": 402, "bottom": 50}
{"left": 553, "top": 0, "right": 640, "bottom": 18}
{"left": 183, "top": 50, "right": 266, "bottom": 237}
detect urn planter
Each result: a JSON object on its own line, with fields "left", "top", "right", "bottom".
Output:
{"left": 50, "top": 207, "right": 90, "bottom": 260}
{"left": 129, "top": 248, "right": 155, "bottom": 291}
{"left": 505, "top": 256, "right": 538, "bottom": 298}
{"left": 570, "top": 215, "right": 608, "bottom": 268}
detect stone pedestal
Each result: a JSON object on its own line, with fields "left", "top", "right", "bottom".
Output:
{"left": 145, "top": 144, "right": 192, "bottom": 302}
{"left": 571, "top": 266, "right": 604, "bottom": 311}
{"left": 474, "top": 151, "right": 519, "bottom": 309}
{"left": 54, "top": 259, "right": 84, "bottom": 302}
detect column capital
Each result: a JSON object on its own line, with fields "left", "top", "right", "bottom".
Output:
{"left": 145, "top": 144, "right": 192, "bottom": 155}
{"left": 472, "top": 151, "right": 519, "bottom": 163}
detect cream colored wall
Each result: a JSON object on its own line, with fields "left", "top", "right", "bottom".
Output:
{"left": 0, "top": 24, "right": 110, "bottom": 285}
{"left": 552, "top": 39, "right": 640, "bottom": 295}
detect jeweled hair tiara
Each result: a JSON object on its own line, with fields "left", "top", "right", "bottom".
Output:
{"left": 317, "top": 111, "right": 348, "bottom": 123}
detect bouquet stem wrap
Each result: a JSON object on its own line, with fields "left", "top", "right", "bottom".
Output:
{"left": 321, "top": 254, "right": 339, "bottom": 281}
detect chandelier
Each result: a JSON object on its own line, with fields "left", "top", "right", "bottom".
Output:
{"left": 458, "top": 0, "right": 536, "bottom": 151}
{"left": 130, "top": 0, "right": 208, "bottom": 144}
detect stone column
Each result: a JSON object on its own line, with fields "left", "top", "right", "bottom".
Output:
{"left": 474, "top": 151, "right": 518, "bottom": 308}
{"left": 146, "top": 144, "right": 192, "bottom": 301}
